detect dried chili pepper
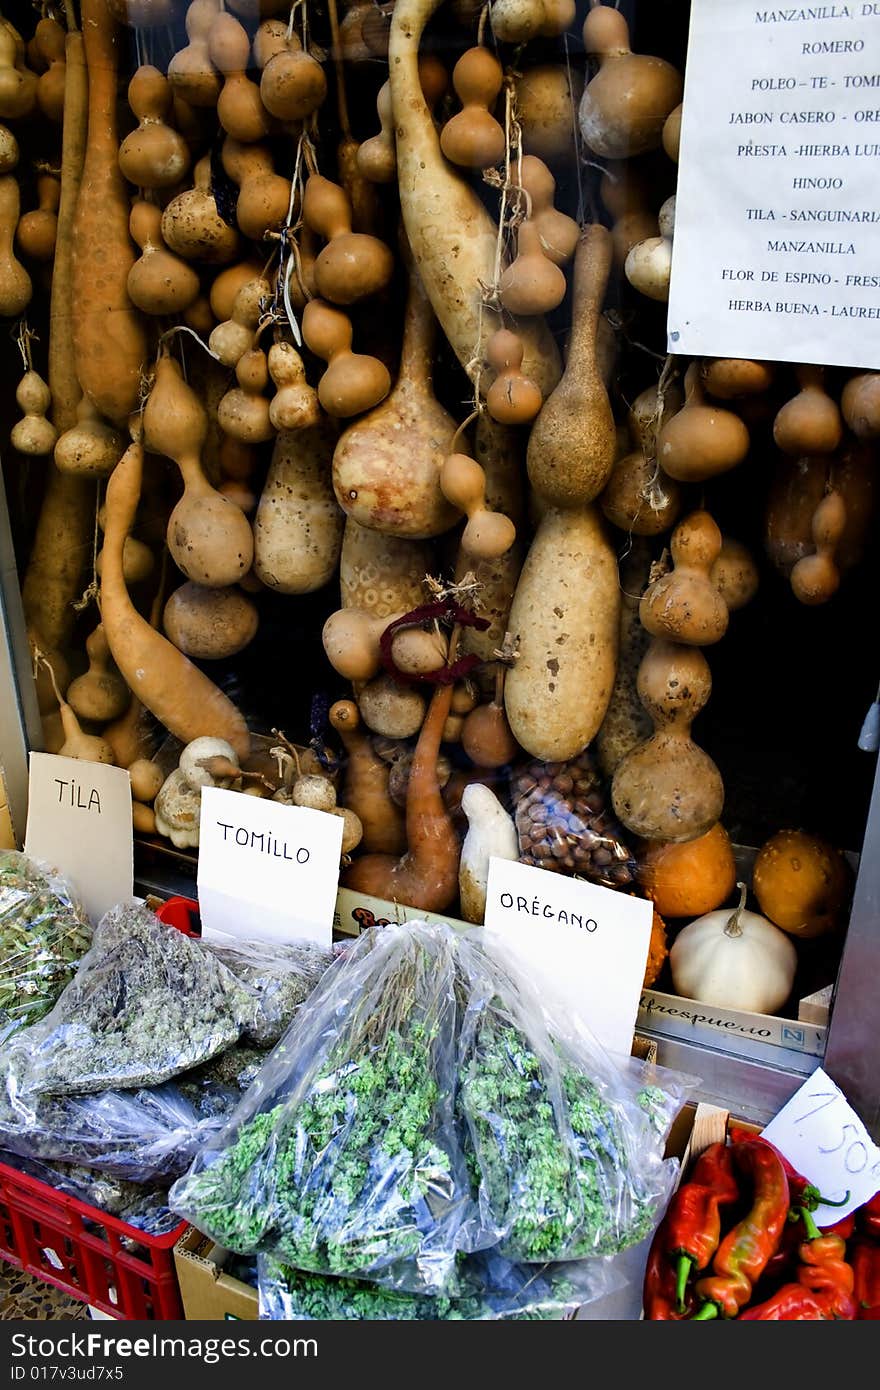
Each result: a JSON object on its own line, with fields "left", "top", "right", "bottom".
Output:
{"left": 643, "top": 1141, "right": 739, "bottom": 1317}
{"left": 857, "top": 1190, "right": 880, "bottom": 1239}
{"left": 793, "top": 1206, "right": 856, "bottom": 1319}
{"left": 851, "top": 1237, "right": 880, "bottom": 1320}
{"left": 691, "top": 1138, "right": 790, "bottom": 1319}
{"left": 738, "top": 1283, "right": 831, "bottom": 1320}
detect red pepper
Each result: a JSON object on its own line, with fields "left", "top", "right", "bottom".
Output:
{"left": 857, "top": 1190, "right": 880, "bottom": 1239}
{"left": 642, "top": 1225, "right": 696, "bottom": 1320}
{"left": 729, "top": 1126, "right": 845, "bottom": 1214}
{"left": 692, "top": 1138, "right": 790, "bottom": 1319}
{"left": 820, "top": 1213, "right": 855, "bottom": 1241}
{"left": 642, "top": 1142, "right": 739, "bottom": 1317}
{"left": 851, "top": 1237, "right": 880, "bottom": 1320}
{"left": 794, "top": 1207, "right": 856, "bottom": 1319}
{"left": 738, "top": 1283, "right": 832, "bottom": 1320}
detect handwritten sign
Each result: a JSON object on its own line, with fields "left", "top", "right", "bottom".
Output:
{"left": 762, "top": 1067, "right": 880, "bottom": 1223}
{"left": 23, "top": 752, "right": 134, "bottom": 925}
{"left": 482, "top": 857, "right": 653, "bottom": 1058}
{"left": 668, "top": 0, "right": 880, "bottom": 368}
{"left": 197, "top": 786, "right": 342, "bottom": 947}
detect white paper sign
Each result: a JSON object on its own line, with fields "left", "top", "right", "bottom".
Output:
{"left": 197, "top": 786, "right": 342, "bottom": 947}
{"left": 23, "top": 752, "right": 134, "bottom": 925}
{"left": 761, "top": 1066, "right": 880, "bottom": 1223}
{"left": 668, "top": 0, "right": 880, "bottom": 369}
{"left": 482, "top": 857, "right": 653, "bottom": 1058}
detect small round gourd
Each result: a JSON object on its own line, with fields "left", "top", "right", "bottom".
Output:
{"left": 119, "top": 66, "right": 191, "bottom": 189}
{"left": 0, "top": 174, "right": 32, "bottom": 317}
{"left": 702, "top": 357, "right": 775, "bottom": 400}
{"left": 841, "top": 370, "right": 880, "bottom": 439}
{"left": 210, "top": 12, "right": 272, "bottom": 143}
{"left": 773, "top": 365, "right": 843, "bottom": 457}
{"left": 259, "top": 35, "right": 326, "bottom": 123}
{"left": 54, "top": 397, "right": 125, "bottom": 477}
{"left": 16, "top": 173, "right": 59, "bottom": 262}
{"left": 498, "top": 218, "right": 567, "bottom": 316}
{"left": 167, "top": 0, "right": 223, "bottom": 108}
{"left": 267, "top": 340, "right": 320, "bottom": 431}
{"left": 357, "top": 81, "right": 396, "bottom": 184}
{"left": 221, "top": 138, "right": 291, "bottom": 241}
{"left": 301, "top": 298, "right": 391, "bottom": 419}
{"left": 0, "top": 123, "right": 18, "bottom": 173}
{"left": 485, "top": 330, "right": 543, "bottom": 426}
{"left": 356, "top": 673, "right": 426, "bottom": 739}
{"left": 640, "top": 510, "right": 729, "bottom": 646}
{"left": 34, "top": 17, "right": 66, "bottom": 123}
{"left": 752, "top": 828, "right": 850, "bottom": 940}
{"left": 161, "top": 154, "right": 241, "bottom": 263}
{"left": 670, "top": 881, "right": 797, "bottom": 1014}
{"left": 790, "top": 490, "right": 846, "bottom": 606}
{"left": 517, "top": 155, "right": 579, "bottom": 266}
{"left": 0, "top": 28, "right": 37, "bottom": 121}
{"left": 513, "top": 64, "right": 584, "bottom": 164}
{"left": 440, "top": 452, "right": 516, "bottom": 561}
{"left": 127, "top": 200, "right": 201, "bottom": 316}
{"left": 710, "top": 537, "right": 759, "bottom": 612}
{"left": 217, "top": 346, "right": 275, "bottom": 443}
{"left": 662, "top": 103, "right": 682, "bottom": 162}
{"left": 66, "top": 623, "right": 131, "bottom": 724}
{"left": 128, "top": 758, "right": 165, "bottom": 803}
{"left": 439, "top": 47, "right": 506, "bottom": 170}
{"left": 658, "top": 362, "right": 750, "bottom": 483}
{"left": 208, "top": 275, "right": 269, "bottom": 366}
{"left": 164, "top": 580, "right": 259, "bottom": 659}
{"left": 578, "top": 3, "right": 683, "bottom": 159}
{"left": 10, "top": 370, "right": 56, "bottom": 456}
{"left": 303, "top": 174, "right": 394, "bottom": 305}
{"left": 638, "top": 821, "right": 737, "bottom": 918}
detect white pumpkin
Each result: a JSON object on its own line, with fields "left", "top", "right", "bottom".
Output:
{"left": 669, "top": 882, "right": 798, "bottom": 1015}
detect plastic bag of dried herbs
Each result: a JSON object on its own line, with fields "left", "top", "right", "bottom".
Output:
{"left": 0, "top": 850, "right": 92, "bottom": 1041}
{"left": 170, "top": 921, "right": 472, "bottom": 1295}
{"left": 10, "top": 903, "right": 257, "bottom": 1096}
{"left": 454, "top": 930, "right": 689, "bottom": 1265}
{"left": 203, "top": 936, "right": 335, "bottom": 1048}
{"left": 0, "top": 1071, "right": 235, "bottom": 1182}
{"left": 0, "top": 1150, "right": 180, "bottom": 1237}
{"left": 256, "top": 1246, "right": 622, "bottom": 1321}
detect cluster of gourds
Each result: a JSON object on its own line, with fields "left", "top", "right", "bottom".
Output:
{"left": 2, "top": 0, "right": 872, "bottom": 1004}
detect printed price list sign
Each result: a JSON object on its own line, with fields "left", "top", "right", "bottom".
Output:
{"left": 668, "top": 0, "right": 880, "bottom": 368}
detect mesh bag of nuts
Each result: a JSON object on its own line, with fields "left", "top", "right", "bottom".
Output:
{"left": 509, "top": 751, "right": 637, "bottom": 889}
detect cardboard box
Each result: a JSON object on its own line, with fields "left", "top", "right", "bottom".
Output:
{"left": 174, "top": 1227, "right": 259, "bottom": 1321}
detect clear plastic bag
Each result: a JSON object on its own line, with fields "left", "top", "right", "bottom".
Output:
{"left": 0, "top": 850, "right": 92, "bottom": 1040}
{"left": 257, "top": 1247, "right": 622, "bottom": 1321}
{"left": 170, "top": 922, "right": 471, "bottom": 1294}
{"left": 203, "top": 937, "right": 335, "bottom": 1048}
{"left": 0, "top": 1150, "right": 179, "bottom": 1237}
{"left": 0, "top": 1074, "right": 234, "bottom": 1182}
{"left": 455, "top": 930, "right": 689, "bottom": 1264}
{"left": 11, "top": 903, "right": 256, "bottom": 1095}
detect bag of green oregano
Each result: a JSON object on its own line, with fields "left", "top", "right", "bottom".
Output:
{"left": 0, "top": 850, "right": 92, "bottom": 1042}
{"left": 454, "top": 930, "right": 688, "bottom": 1265}
{"left": 170, "top": 921, "right": 472, "bottom": 1295}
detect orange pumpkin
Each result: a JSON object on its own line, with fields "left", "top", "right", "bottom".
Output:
{"left": 752, "top": 829, "right": 851, "bottom": 940}
{"left": 637, "top": 822, "right": 737, "bottom": 918}
{"left": 643, "top": 906, "right": 669, "bottom": 988}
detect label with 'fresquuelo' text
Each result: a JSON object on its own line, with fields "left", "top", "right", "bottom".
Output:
{"left": 668, "top": 0, "right": 880, "bottom": 367}
{"left": 196, "top": 785, "right": 342, "bottom": 948}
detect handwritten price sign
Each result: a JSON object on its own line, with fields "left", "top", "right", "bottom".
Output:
{"left": 762, "top": 1068, "right": 880, "bottom": 1225}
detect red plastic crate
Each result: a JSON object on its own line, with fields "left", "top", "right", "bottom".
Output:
{"left": 0, "top": 1163, "right": 186, "bottom": 1319}
{"left": 0, "top": 898, "right": 204, "bottom": 1319}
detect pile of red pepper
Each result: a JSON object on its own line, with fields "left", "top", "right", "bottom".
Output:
{"left": 643, "top": 1125, "right": 880, "bottom": 1320}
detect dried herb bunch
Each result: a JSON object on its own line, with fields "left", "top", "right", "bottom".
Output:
{"left": 171, "top": 924, "right": 468, "bottom": 1291}
{"left": 0, "top": 850, "right": 92, "bottom": 1037}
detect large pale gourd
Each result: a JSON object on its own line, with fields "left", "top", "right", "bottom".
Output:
{"left": 504, "top": 505, "right": 619, "bottom": 761}
{"left": 71, "top": 0, "right": 147, "bottom": 426}
{"left": 670, "top": 882, "right": 797, "bottom": 1015}
{"left": 253, "top": 419, "right": 344, "bottom": 593}
{"left": 387, "top": 0, "right": 560, "bottom": 398}
{"left": 332, "top": 247, "right": 460, "bottom": 539}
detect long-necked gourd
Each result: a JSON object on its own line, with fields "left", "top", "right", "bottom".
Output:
{"left": 579, "top": 1, "right": 683, "bottom": 159}
{"left": 253, "top": 418, "right": 344, "bottom": 593}
{"left": 0, "top": 173, "right": 31, "bottom": 316}
{"left": 329, "top": 698, "right": 406, "bottom": 855}
{"left": 595, "top": 538, "right": 653, "bottom": 779}
{"left": 639, "top": 510, "right": 730, "bottom": 646}
{"left": 72, "top": 0, "right": 147, "bottom": 426}
{"left": 387, "top": 0, "right": 561, "bottom": 398}
{"left": 332, "top": 244, "right": 460, "bottom": 539}
{"left": 20, "top": 28, "right": 91, "bottom": 654}
{"left": 100, "top": 437, "right": 251, "bottom": 762}
{"left": 143, "top": 350, "right": 254, "bottom": 587}
{"left": 526, "top": 223, "right": 615, "bottom": 508}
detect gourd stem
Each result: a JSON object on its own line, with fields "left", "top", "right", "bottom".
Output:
{"left": 723, "top": 880, "right": 749, "bottom": 939}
